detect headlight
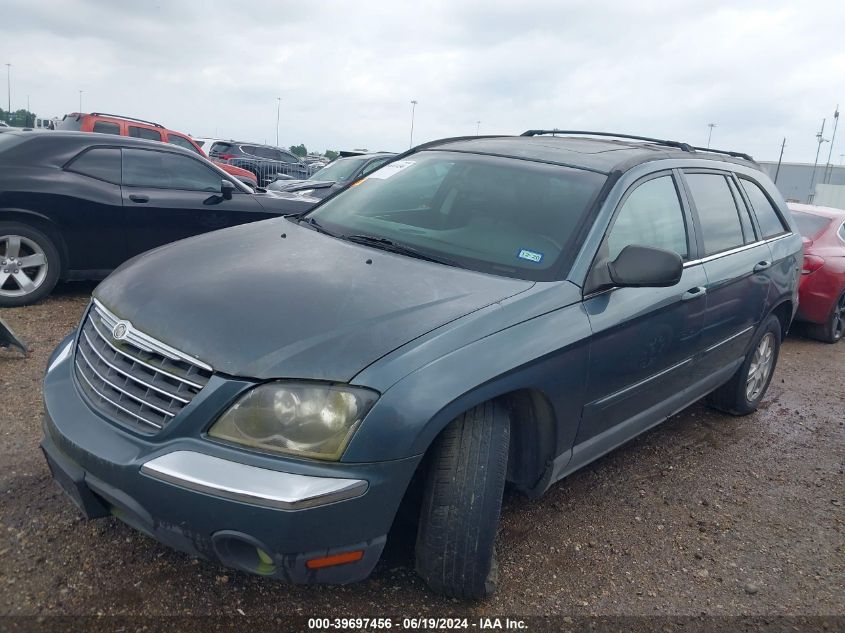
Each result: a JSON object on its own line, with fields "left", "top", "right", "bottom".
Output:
{"left": 207, "top": 382, "right": 378, "bottom": 460}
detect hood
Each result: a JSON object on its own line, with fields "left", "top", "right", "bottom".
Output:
{"left": 95, "top": 219, "right": 534, "bottom": 381}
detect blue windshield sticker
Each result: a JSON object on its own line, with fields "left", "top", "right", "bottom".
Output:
{"left": 517, "top": 249, "right": 543, "bottom": 263}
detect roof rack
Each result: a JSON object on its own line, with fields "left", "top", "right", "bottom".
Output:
{"left": 89, "top": 113, "right": 165, "bottom": 129}
{"left": 520, "top": 130, "right": 755, "bottom": 162}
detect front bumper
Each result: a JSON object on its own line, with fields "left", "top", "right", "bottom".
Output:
{"left": 41, "top": 335, "right": 420, "bottom": 584}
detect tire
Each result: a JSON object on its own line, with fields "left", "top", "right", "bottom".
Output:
{"left": 415, "top": 401, "right": 510, "bottom": 599}
{"left": 0, "top": 222, "right": 61, "bottom": 307}
{"left": 706, "top": 314, "right": 782, "bottom": 416}
{"left": 807, "top": 291, "right": 845, "bottom": 344}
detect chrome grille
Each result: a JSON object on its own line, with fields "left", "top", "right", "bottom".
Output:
{"left": 74, "top": 300, "right": 213, "bottom": 434}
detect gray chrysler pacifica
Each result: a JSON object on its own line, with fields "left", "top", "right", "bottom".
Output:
{"left": 41, "top": 131, "right": 802, "bottom": 598}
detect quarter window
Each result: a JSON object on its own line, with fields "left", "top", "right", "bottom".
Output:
{"left": 128, "top": 126, "right": 162, "bottom": 142}
{"left": 739, "top": 178, "right": 787, "bottom": 238}
{"left": 607, "top": 175, "right": 688, "bottom": 260}
{"left": 67, "top": 148, "right": 121, "bottom": 183}
{"left": 122, "top": 149, "right": 221, "bottom": 192}
{"left": 685, "top": 173, "right": 745, "bottom": 255}
{"left": 92, "top": 121, "right": 120, "bottom": 135}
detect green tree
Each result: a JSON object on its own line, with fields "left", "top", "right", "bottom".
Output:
{"left": 323, "top": 150, "right": 338, "bottom": 160}
{"left": 289, "top": 144, "right": 307, "bottom": 157}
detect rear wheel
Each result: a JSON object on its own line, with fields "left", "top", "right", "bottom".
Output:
{"left": 415, "top": 402, "right": 510, "bottom": 599}
{"left": 807, "top": 291, "right": 845, "bottom": 344}
{"left": 0, "top": 222, "right": 61, "bottom": 307}
{"left": 707, "top": 314, "right": 781, "bottom": 415}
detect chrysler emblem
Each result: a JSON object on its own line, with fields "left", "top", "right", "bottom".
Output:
{"left": 112, "top": 321, "right": 130, "bottom": 341}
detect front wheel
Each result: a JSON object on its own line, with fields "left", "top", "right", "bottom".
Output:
{"left": 415, "top": 402, "right": 510, "bottom": 599}
{"left": 707, "top": 314, "right": 782, "bottom": 415}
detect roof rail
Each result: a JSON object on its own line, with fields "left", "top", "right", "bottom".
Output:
{"left": 89, "top": 113, "right": 165, "bottom": 129}
{"left": 520, "top": 130, "right": 755, "bottom": 162}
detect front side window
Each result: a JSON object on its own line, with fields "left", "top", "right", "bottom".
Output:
{"left": 685, "top": 173, "right": 745, "bottom": 255}
{"left": 167, "top": 134, "right": 202, "bottom": 155}
{"left": 740, "top": 178, "right": 788, "bottom": 238}
{"left": 67, "top": 148, "right": 121, "bottom": 183}
{"left": 307, "top": 151, "right": 606, "bottom": 280}
{"left": 122, "top": 149, "right": 221, "bottom": 192}
{"left": 607, "top": 175, "right": 688, "bottom": 260}
{"left": 128, "top": 126, "right": 162, "bottom": 142}
{"left": 92, "top": 121, "right": 120, "bottom": 135}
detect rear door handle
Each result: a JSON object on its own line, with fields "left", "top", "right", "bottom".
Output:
{"left": 128, "top": 194, "right": 149, "bottom": 203}
{"left": 681, "top": 286, "right": 707, "bottom": 301}
{"left": 753, "top": 260, "right": 771, "bottom": 273}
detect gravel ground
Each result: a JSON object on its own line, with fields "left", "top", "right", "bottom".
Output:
{"left": 0, "top": 281, "right": 843, "bottom": 620}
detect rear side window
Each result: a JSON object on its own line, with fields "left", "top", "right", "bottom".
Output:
{"left": 607, "top": 175, "right": 688, "bottom": 260}
{"left": 128, "top": 126, "right": 162, "bottom": 142}
{"left": 726, "top": 177, "right": 756, "bottom": 243}
{"left": 740, "top": 178, "right": 788, "bottom": 238}
{"left": 167, "top": 134, "right": 202, "bottom": 155}
{"left": 122, "top": 149, "right": 221, "bottom": 191}
{"left": 790, "top": 211, "right": 831, "bottom": 239}
{"left": 240, "top": 145, "right": 258, "bottom": 156}
{"left": 92, "top": 121, "right": 120, "bottom": 135}
{"left": 685, "top": 173, "right": 745, "bottom": 255}
{"left": 67, "top": 148, "right": 121, "bottom": 183}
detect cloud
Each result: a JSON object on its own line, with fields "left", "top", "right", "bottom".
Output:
{"left": 1, "top": 0, "right": 842, "bottom": 162}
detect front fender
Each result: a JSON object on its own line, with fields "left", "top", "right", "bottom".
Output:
{"left": 342, "top": 302, "right": 591, "bottom": 463}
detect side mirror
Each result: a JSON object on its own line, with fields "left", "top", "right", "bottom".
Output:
{"left": 607, "top": 245, "right": 683, "bottom": 288}
{"left": 221, "top": 180, "right": 235, "bottom": 200}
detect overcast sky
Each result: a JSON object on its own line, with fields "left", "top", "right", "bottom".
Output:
{"left": 2, "top": 0, "right": 843, "bottom": 163}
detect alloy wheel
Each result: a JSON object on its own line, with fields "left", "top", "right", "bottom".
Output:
{"left": 832, "top": 294, "right": 845, "bottom": 342}
{"left": 745, "top": 332, "right": 775, "bottom": 402}
{"left": 0, "top": 234, "right": 49, "bottom": 299}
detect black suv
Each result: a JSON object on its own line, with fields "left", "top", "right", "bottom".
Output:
{"left": 208, "top": 141, "right": 313, "bottom": 186}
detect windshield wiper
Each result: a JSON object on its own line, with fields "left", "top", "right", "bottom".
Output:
{"left": 297, "top": 215, "right": 338, "bottom": 236}
{"left": 344, "top": 234, "right": 464, "bottom": 269}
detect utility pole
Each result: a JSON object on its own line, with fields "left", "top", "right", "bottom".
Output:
{"left": 78, "top": 90, "right": 83, "bottom": 113}
{"left": 476, "top": 120, "right": 481, "bottom": 136}
{"left": 706, "top": 123, "right": 717, "bottom": 148}
{"left": 26, "top": 94, "right": 30, "bottom": 127}
{"left": 275, "top": 97, "right": 281, "bottom": 147}
{"left": 808, "top": 118, "right": 828, "bottom": 203}
{"left": 409, "top": 100, "right": 418, "bottom": 148}
{"left": 822, "top": 105, "right": 839, "bottom": 184}
{"left": 5, "top": 63, "right": 10, "bottom": 118}
{"left": 774, "top": 137, "right": 786, "bottom": 185}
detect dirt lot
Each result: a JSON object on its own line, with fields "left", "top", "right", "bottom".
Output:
{"left": 1, "top": 281, "right": 843, "bottom": 620}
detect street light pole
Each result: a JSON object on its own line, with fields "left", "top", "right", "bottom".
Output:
{"left": 275, "top": 97, "right": 281, "bottom": 147}
{"left": 26, "top": 94, "right": 30, "bottom": 127}
{"left": 78, "top": 90, "right": 83, "bottom": 113}
{"left": 409, "top": 100, "right": 418, "bottom": 148}
{"left": 706, "top": 123, "right": 717, "bottom": 149}
{"left": 476, "top": 120, "right": 481, "bottom": 136}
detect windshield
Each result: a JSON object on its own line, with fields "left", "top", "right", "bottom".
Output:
{"left": 306, "top": 150, "right": 606, "bottom": 280}
{"left": 309, "top": 156, "right": 371, "bottom": 182}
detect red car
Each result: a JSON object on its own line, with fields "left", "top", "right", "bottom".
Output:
{"left": 57, "top": 113, "right": 258, "bottom": 187}
{"left": 789, "top": 202, "right": 845, "bottom": 343}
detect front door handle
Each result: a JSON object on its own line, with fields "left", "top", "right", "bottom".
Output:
{"left": 128, "top": 194, "right": 149, "bottom": 203}
{"left": 753, "top": 260, "right": 772, "bottom": 273}
{"left": 681, "top": 286, "right": 707, "bottom": 301}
